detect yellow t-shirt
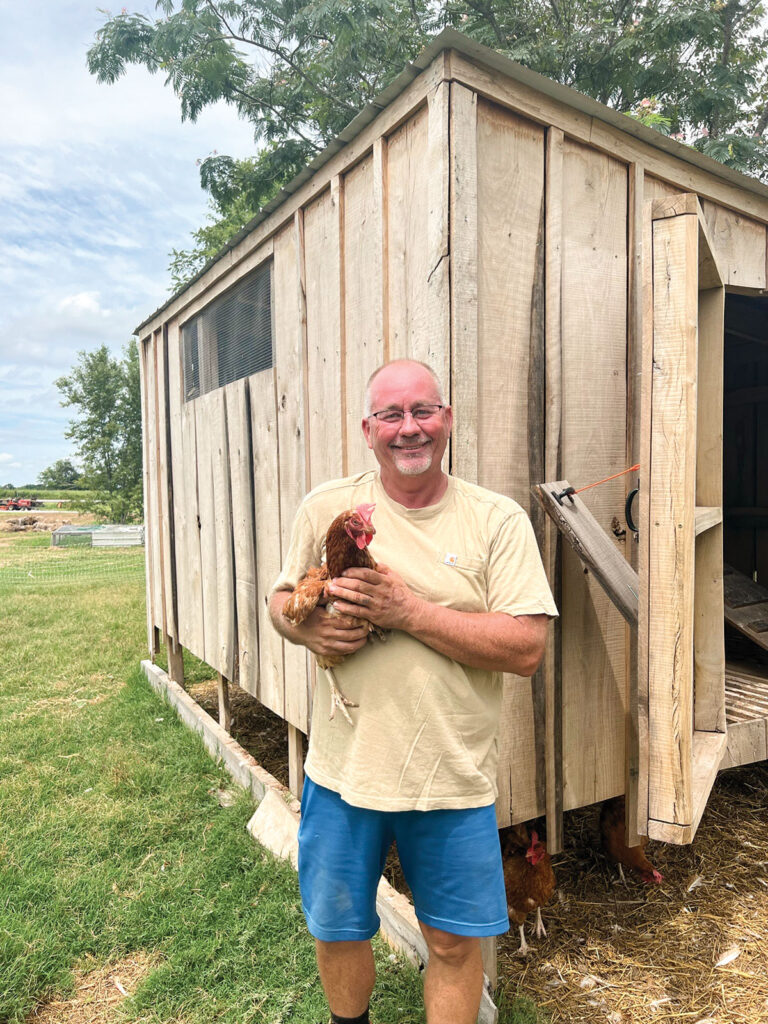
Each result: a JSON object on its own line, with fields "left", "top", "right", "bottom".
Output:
{"left": 272, "top": 471, "right": 558, "bottom": 811}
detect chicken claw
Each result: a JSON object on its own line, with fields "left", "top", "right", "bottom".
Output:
{"left": 533, "top": 906, "right": 547, "bottom": 939}
{"left": 324, "top": 666, "right": 358, "bottom": 725}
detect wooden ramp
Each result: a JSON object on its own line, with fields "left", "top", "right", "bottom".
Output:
{"left": 721, "top": 664, "right": 768, "bottom": 769}
{"left": 723, "top": 564, "right": 768, "bottom": 653}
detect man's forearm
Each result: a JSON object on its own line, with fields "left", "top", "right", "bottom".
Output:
{"left": 403, "top": 599, "right": 547, "bottom": 676}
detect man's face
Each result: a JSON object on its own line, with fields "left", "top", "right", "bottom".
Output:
{"left": 362, "top": 363, "right": 452, "bottom": 480}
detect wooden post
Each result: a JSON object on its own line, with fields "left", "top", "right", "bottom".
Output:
{"left": 288, "top": 724, "right": 305, "bottom": 799}
{"left": 217, "top": 672, "right": 231, "bottom": 733}
{"left": 480, "top": 936, "right": 497, "bottom": 992}
{"left": 166, "top": 634, "right": 185, "bottom": 689}
{"left": 543, "top": 126, "right": 564, "bottom": 855}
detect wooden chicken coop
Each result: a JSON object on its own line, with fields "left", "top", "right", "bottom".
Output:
{"left": 136, "top": 29, "right": 768, "bottom": 852}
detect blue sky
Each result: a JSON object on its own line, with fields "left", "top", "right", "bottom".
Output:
{"left": 0, "top": 1, "right": 256, "bottom": 486}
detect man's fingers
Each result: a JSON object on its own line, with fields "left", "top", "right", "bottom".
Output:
{"left": 339, "top": 567, "right": 381, "bottom": 583}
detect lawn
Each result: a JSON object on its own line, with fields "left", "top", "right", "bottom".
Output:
{"left": 0, "top": 529, "right": 538, "bottom": 1024}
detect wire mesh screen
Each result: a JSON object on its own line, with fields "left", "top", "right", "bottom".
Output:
{"left": 182, "top": 261, "right": 273, "bottom": 401}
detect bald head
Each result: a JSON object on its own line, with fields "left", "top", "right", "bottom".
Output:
{"left": 363, "top": 360, "right": 446, "bottom": 418}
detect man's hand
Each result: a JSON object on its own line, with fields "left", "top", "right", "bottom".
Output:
{"left": 269, "top": 591, "right": 369, "bottom": 659}
{"left": 326, "top": 565, "right": 421, "bottom": 631}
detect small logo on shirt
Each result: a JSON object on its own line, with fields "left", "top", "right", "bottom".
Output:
{"left": 443, "top": 552, "right": 458, "bottom": 567}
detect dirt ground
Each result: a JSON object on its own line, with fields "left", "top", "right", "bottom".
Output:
{"left": 0, "top": 510, "right": 97, "bottom": 533}
{"left": 27, "top": 952, "right": 160, "bottom": 1024}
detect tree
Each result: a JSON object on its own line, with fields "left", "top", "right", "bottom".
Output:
{"left": 88, "top": 2, "right": 768, "bottom": 286}
{"left": 55, "top": 343, "right": 143, "bottom": 522}
{"left": 37, "top": 459, "right": 82, "bottom": 490}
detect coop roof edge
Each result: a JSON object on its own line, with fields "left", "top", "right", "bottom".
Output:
{"left": 135, "top": 26, "right": 768, "bottom": 336}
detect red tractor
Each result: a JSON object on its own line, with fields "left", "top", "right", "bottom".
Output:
{"left": 0, "top": 496, "right": 41, "bottom": 511}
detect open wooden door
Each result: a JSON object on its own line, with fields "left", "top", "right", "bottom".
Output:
{"left": 637, "top": 194, "right": 728, "bottom": 844}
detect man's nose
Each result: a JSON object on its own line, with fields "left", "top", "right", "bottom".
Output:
{"left": 399, "top": 410, "right": 421, "bottom": 429}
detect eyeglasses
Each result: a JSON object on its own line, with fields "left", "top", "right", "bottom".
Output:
{"left": 368, "top": 404, "right": 444, "bottom": 425}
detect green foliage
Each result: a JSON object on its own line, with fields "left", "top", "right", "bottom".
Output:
{"left": 54, "top": 342, "right": 142, "bottom": 523}
{"left": 36, "top": 458, "right": 82, "bottom": 490}
{"left": 88, "top": 1, "right": 768, "bottom": 288}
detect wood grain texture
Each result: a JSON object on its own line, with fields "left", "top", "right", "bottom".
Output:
{"left": 195, "top": 392, "right": 219, "bottom": 669}
{"left": 179, "top": 389, "right": 205, "bottom": 660}
{"left": 559, "top": 139, "right": 628, "bottom": 812}
{"left": 250, "top": 369, "right": 285, "bottom": 718}
{"left": 147, "top": 334, "right": 165, "bottom": 636}
{"left": 647, "top": 211, "right": 698, "bottom": 826}
{"left": 387, "top": 105, "right": 433, "bottom": 363}
{"left": 225, "top": 378, "right": 259, "bottom": 697}
{"left": 450, "top": 83, "right": 478, "bottom": 484}
{"left": 694, "top": 285, "right": 726, "bottom": 733}
{"left": 155, "top": 331, "right": 177, "bottom": 644}
{"left": 624, "top": 162, "right": 644, "bottom": 846}
{"left": 701, "top": 200, "right": 767, "bottom": 289}
{"left": 274, "top": 224, "right": 310, "bottom": 730}
{"left": 138, "top": 338, "right": 155, "bottom": 654}
{"left": 543, "top": 125, "right": 564, "bottom": 852}
{"left": 425, "top": 80, "right": 451, "bottom": 382}
{"left": 473, "top": 98, "right": 547, "bottom": 829}
{"left": 533, "top": 482, "right": 639, "bottom": 627}
{"left": 303, "top": 187, "right": 344, "bottom": 489}
{"left": 343, "top": 154, "right": 386, "bottom": 474}
{"left": 166, "top": 324, "right": 186, "bottom": 651}
{"left": 210, "top": 388, "right": 236, "bottom": 680}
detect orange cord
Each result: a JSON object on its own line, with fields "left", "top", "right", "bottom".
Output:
{"left": 573, "top": 464, "right": 640, "bottom": 495}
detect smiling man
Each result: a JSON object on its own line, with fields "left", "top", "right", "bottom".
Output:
{"left": 269, "top": 359, "right": 558, "bottom": 1024}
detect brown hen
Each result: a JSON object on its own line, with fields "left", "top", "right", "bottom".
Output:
{"left": 282, "top": 503, "right": 382, "bottom": 724}
{"left": 599, "top": 795, "right": 663, "bottom": 884}
{"left": 501, "top": 823, "right": 556, "bottom": 954}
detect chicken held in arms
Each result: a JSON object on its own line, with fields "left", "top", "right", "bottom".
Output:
{"left": 282, "top": 503, "right": 384, "bottom": 725}
{"left": 600, "top": 795, "right": 663, "bottom": 885}
{"left": 501, "top": 823, "right": 556, "bottom": 955}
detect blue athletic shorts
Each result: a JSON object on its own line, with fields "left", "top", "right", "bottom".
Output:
{"left": 297, "top": 777, "right": 509, "bottom": 941}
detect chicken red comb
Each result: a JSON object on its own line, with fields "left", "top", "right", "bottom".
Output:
{"left": 355, "top": 503, "right": 376, "bottom": 523}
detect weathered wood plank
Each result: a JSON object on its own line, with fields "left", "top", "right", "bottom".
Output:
{"left": 387, "top": 105, "right": 432, "bottom": 363}
{"left": 694, "top": 283, "right": 726, "bottom": 734}
{"left": 424, "top": 80, "right": 451, "bottom": 383}
{"left": 559, "top": 139, "right": 627, "bottom": 812}
{"left": 304, "top": 187, "right": 344, "bottom": 489}
{"left": 647, "top": 211, "right": 698, "bottom": 826}
{"left": 138, "top": 337, "right": 155, "bottom": 655}
{"left": 533, "top": 482, "right": 639, "bottom": 627}
{"left": 624, "top": 161, "right": 644, "bottom": 846}
{"left": 210, "top": 388, "right": 236, "bottom": 680}
{"left": 450, "top": 83, "right": 478, "bottom": 484}
{"left": 225, "top": 378, "right": 259, "bottom": 696}
{"left": 179, "top": 392, "right": 205, "bottom": 660}
{"left": 166, "top": 323, "right": 187, "bottom": 652}
{"left": 156, "top": 328, "right": 177, "bottom": 645}
{"left": 543, "top": 125, "right": 564, "bottom": 852}
{"left": 473, "top": 99, "right": 547, "bottom": 830}
{"left": 274, "top": 223, "right": 310, "bottom": 731}
{"left": 250, "top": 370, "right": 285, "bottom": 718}
{"left": 217, "top": 671, "right": 231, "bottom": 733}
{"left": 195, "top": 392, "right": 219, "bottom": 669}
{"left": 147, "top": 332, "right": 165, "bottom": 637}
{"left": 701, "top": 200, "right": 767, "bottom": 289}
{"left": 343, "top": 154, "right": 386, "bottom": 475}
{"left": 373, "top": 137, "right": 390, "bottom": 363}
{"left": 721, "top": 717, "right": 768, "bottom": 769}
{"left": 288, "top": 724, "right": 305, "bottom": 798}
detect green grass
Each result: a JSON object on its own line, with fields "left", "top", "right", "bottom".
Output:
{"left": 0, "top": 532, "right": 540, "bottom": 1023}
{"left": 0, "top": 532, "right": 145, "bottom": 590}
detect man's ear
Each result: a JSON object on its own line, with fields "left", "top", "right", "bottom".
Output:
{"left": 362, "top": 417, "right": 373, "bottom": 450}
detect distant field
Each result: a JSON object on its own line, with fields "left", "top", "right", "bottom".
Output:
{"left": 0, "top": 532, "right": 144, "bottom": 589}
{"left": 0, "top": 488, "right": 97, "bottom": 502}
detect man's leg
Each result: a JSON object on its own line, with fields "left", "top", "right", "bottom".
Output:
{"left": 419, "top": 921, "right": 483, "bottom": 1024}
{"left": 316, "top": 938, "right": 376, "bottom": 1019}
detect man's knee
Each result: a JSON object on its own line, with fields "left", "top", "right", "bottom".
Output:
{"left": 419, "top": 922, "right": 480, "bottom": 966}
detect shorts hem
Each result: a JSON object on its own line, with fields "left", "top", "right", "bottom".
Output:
{"left": 414, "top": 909, "right": 509, "bottom": 938}
{"left": 303, "top": 906, "right": 380, "bottom": 943}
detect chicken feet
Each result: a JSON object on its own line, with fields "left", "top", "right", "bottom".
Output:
{"left": 322, "top": 665, "right": 358, "bottom": 726}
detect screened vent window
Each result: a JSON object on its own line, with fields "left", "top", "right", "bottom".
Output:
{"left": 182, "top": 262, "right": 272, "bottom": 401}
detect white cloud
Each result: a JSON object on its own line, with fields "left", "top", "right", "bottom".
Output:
{"left": 0, "top": 453, "right": 16, "bottom": 463}
{"left": 0, "top": 2, "right": 257, "bottom": 484}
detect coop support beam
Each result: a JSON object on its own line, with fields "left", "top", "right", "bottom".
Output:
{"left": 288, "top": 724, "right": 304, "bottom": 799}
{"left": 142, "top": 658, "right": 498, "bottom": 1024}
{"left": 165, "top": 634, "right": 185, "bottom": 689}
{"left": 217, "top": 672, "right": 231, "bottom": 733}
